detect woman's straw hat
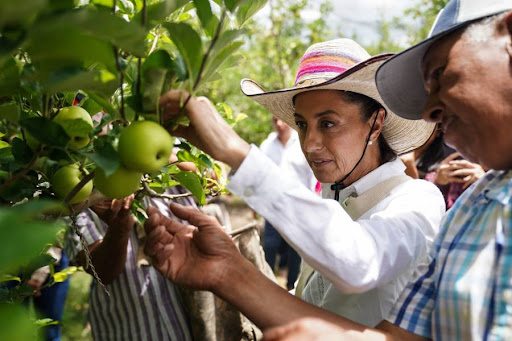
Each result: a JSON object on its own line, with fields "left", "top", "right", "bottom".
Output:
{"left": 240, "top": 39, "right": 434, "bottom": 155}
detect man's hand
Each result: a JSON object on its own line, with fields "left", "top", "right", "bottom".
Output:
{"left": 144, "top": 203, "right": 243, "bottom": 292}
{"left": 159, "top": 90, "right": 250, "bottom": 171}
{"left": 263, "top": 318, "right": 348, "bottom": 341}
{"left": 91, "top": 196, "right": 134, "bottom": 235}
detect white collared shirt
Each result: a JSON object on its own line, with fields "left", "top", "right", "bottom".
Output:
{"left": 228, "top": 145, "right": 445, "bottom": 326}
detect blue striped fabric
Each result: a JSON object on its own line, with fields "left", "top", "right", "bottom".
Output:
{"left": 65, "top": 187, "right": 196, "bottom": 341}
{"left": 388, "top": 170, "right": 512, "bottom": 340}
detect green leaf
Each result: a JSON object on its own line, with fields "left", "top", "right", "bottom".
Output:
{"left": 224, "top": 0, "right": 243, "bottom": 12}
{"left": 0, "top": 148, "right": 13, "bottom": 159}
{"left": 133, "top": 0, "right": 190, "bottom": 27}
{"left": 142, "top": 68, "right": 168, "bottom": 112}
{"left": 193, "top": 0, "right": 217, "bottom": 37}
{"left": 0, "top": 29, "right": 26, "bottom": 65}
{"left": 234, "top": 112, "right": 248, "bottom": 124}
{"left": 19, "top": 117, "right": 70, "bottom": 147}
{"left": 55, "top": 118, "right": 94, "bottom": 138}
{"left": 0, "top": 275, "right": 21, "bottom": 283}
{"left": 118, "top": 0, "right": 135, "bottom": 14}
{"left": 0, "top": 0, "right": 46, "bottom": 28}
{"left": 0, "top": 102, "right": 21, "bottom": 124}
{"left": 21, "top": 253, "right": 56, "bottom": 279}
{"left": 176, "top": 149, "right": 196, "bottom": 163}
{"left": 84, "top": 92, "right": 118, "bottom": 118}
{"left": 200, "top": 41, "right": 244, "bottom": 87}
{"left": 52, "top": 266, "right": 78, "bottom": 283}
{"left": 46, "top": 68, "right": 118, "bottom": 97}
{"left": 38, "top": 8, "right": 148, "bottom": 57}
{"left": 11, "top": 137, "right": 33, "bottom": 165}
{"left": 164, "top": 22, "right": 203, "bottom": 83}
{"left": 48, "top": 0, "right": 75, "bottom": 11}
{"left": 26, "top": 26, "right": 116, "bottom": 74}
{"left": 0, "top": 305, "right": 38, "bottom": 341}
{"left": 35, "top": 318, "right": 59, "bottom": 327}
{"left": 81, "top": 98, "right": 104, "bottom": 118}
{"left": 211, "top": 28, "right": 248, "bottom": 56}
{"left": 198, "top": 154, "right": 213, "bottom": 169}
{"left": 0, "top": 57, "right": 22, "bottom": 97}
{"left": 236, "top": 0, "right": 267, "bottom": 26}
{"left": 0, "top": 178, "right": 39, "bottom": 202}
{"left": 174, "top": 53, "right": 189, "bottom": 81}
{"left": 174, "top": 171, "right": 204, "bottom": 204}
{"left": 213, "top": 162, "right": 223, "bottom": 180}
{"left": 140, "top": 50, "right": 174, "bottom": 112}
{"left": 143, "top": 50, "right": 174, "bottom": 71}
{"left": 87, "top": 136, "right": 120, "bottom": 177}
{"left": 0, "top": 201, "right": 63, "bottom": 273}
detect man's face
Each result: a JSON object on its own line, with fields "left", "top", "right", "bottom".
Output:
{"left": 421, "top": 19, "right": 512, "bottom": 170}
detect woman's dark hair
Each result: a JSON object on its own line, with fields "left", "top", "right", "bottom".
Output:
{"left": 337, "top": 91, "right": 396, "bottom": 164}
{"left": 416, "top": 130, "right": 454, "bottom": 174}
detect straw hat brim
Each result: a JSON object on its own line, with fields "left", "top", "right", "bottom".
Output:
{"left": 240, "top": 54, "right": 435, "bottom": 155}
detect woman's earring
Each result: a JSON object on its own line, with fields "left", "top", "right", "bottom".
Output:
{"left": 368, "top": 140, "right": 373, "bottom": 146}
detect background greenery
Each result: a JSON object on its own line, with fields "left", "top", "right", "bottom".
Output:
{"left": 205, "top": 0, "right": 449, "bottom": 145}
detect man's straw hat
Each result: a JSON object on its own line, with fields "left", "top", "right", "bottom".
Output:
{"left": 241, "top": 39, "right": 434, "bottom": 155}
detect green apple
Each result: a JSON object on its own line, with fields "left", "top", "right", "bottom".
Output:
{"left": 94, "top": 166, "right": 142, "bottom": 199}
{"left": 118, "top": 121, "right": 173, "bottom": 173}
{"left": 52, "top": 164, "right": 93, "bottom": 204}
{"left": 54, "top": 106, "right": 93, "bottom": 150}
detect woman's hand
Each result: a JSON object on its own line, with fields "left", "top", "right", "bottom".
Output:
{"left": 435, "top": 152, "right": 485, "bottom": 188}
{"left": 143, "top": 203, "right": 243, "bottom": 292}
{"left": 159, "top": 90, "right": 250, "bottom": 171}
{"left": 400, "top": 152, "right": 419, "bottom": 179}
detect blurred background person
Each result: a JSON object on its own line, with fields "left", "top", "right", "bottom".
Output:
{"left": 260, "top": 115, "right": 317, "bottom": 290}
{"left": 401, "top": 125, "right": 485, "bottom": 209}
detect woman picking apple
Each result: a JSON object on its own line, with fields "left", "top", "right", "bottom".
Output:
{"left": 147, "top": 39, "right": 445, "bottom": 328}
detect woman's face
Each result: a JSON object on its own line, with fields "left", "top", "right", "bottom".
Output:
{"left": 293, "top": 90, "right": 383, "bottom": 184}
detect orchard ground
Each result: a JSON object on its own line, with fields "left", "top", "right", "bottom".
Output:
{"left": 60, "top": 195, "right": 289, "bottom": 339}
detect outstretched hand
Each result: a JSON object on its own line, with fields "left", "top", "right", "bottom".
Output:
{"left": 91, "top": 196, "right": 134, "bottom": 235}
{"left": 435, "top": 152, "right": 485, "bottom": 189}
{"left": 159, "top": 90, "right": 250, "bottom": 171}
{"left": 144, "top": 203, "right": 242, "bottom": 291}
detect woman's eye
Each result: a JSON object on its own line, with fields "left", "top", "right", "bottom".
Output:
{"left": 320, "top": 121, "right": 334, "bottom": 129}
{"left": 295, "top": 121, "right": 306, "bottom": 129}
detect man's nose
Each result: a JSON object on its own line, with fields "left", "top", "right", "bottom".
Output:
{"left": 422, "top": 94, "right": 444, "bottom": 123}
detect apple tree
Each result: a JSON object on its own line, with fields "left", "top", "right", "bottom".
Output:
{"left": 0, "top": 0, "right": 266, "bottom": 337}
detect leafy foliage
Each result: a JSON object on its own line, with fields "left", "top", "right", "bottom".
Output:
{"left": 0, "top": 0, "right": 267, "bottom": 336}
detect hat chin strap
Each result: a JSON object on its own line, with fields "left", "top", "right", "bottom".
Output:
{"left": 331, "top": 112, "right": 379, "bottom": 202}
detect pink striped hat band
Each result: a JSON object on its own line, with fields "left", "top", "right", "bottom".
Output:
{"left": 294, "top": 39, "right": 370, "bottom": 86}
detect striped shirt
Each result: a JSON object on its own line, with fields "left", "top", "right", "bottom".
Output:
{"left": 65, "top": 188, "right": 195, "bottom": 341}
{"left": 388, "top": 170, "right": 512, "bottom": 340}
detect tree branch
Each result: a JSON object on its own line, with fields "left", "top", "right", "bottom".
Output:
{"left": 0, "top": 147, "right": 42, "bottom": 194}
{"left": 142, "top": 182, "right": 194, "bottom": 200}
{"left": 62, "top": 171, "right": 95, "bottom": 206}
